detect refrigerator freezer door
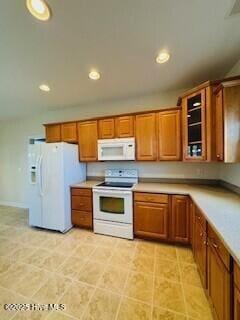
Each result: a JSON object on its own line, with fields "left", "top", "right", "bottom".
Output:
{"left": 28, "top": 143, "right": 43, "bottom": 227}
{"left": 41, "top": 143, "right": 65, "bottom": 232}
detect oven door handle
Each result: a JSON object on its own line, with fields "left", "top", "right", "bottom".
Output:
{"left": 93, "top": 189, "right": 132, "bottom": 195}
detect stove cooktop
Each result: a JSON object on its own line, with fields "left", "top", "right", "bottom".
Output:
{"left": 96, "top": 181, "right": 134, "bottom": 188}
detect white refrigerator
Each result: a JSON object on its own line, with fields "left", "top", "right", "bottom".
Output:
{"left": 28, "top": 142, "right": 86, "bottom": 232}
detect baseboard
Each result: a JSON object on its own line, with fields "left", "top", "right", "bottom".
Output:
{"left": 0, "top": 200, "right": 28, "bottom": 209}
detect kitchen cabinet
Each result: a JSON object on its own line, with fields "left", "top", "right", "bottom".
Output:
{"left": 189, "top": 200, "right": 195, "bottom": 248}
{"left": 135, "top": 113, "right": 157, "bottom": 161}
{"left": 71, "top": 187, "right": 93, "bottom": 229}
{"left": 181, "top": 84, "right": 216, "bottom": 162}
{"left": 208, "top": 225, "right": 231, "bottom": 320}
{"left": 115, "top": 115, "right": 134, "bottom": 138}
{"left": 61, "top": 122, "right": 77, "bottom": 143}
{"left": 45, "top": 124, "right": 61, "bottom": 143}
{"left": 234, "top": 262, "right": 240, "bottom": 320}
{"left": 214, "top": 80, "right": 240, "bottom": 163}
{"left": 134, "top": 192, "right": 169, "bottom": 240}
{"left": 193, "top": 207, "right": 207, "bottom": 288}
{"left": 158, "top": 110, "right": 181, "bottom": 160}
{"left": 182, "top": 89, "right": 207, "bottom": 161}
{"left": 98, "top": 118, "right": 115, "bottom": 139}
{"left": 170, "top": 195, "right": 189, "bottom": 244}
{"left": 78, "top": 120, "right": 98, "bottom": 161}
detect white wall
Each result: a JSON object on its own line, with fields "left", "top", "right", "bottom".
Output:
{"left": 219, "top": 59, "right": 240, "bottom": 187}
{"left": 0, "top": 89, "right": 191, "bottom": 207}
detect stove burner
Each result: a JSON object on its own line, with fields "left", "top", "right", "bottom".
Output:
{"left": 96, "top": 182, "right": 134, "bottom": 188}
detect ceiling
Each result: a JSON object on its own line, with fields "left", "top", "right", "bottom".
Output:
{"left": 0, "top": 0, "right": 240, "bottom": 120}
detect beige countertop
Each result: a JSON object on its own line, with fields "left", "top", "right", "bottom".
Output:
{"left": 72, "top": 180, "right": 240, "bottom": 266}
{"left": 71, "top": 180, "right": 101, "bottom": 188}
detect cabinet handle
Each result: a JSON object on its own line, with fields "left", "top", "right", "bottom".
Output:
{"left": 212, "top": 242, "right": 218, "bottom": 249}
{"left": 200, "top": 232, "right": 203, "bottom": 237}
{"left": 197, "top": 216, "right": 201, "bottom": 220}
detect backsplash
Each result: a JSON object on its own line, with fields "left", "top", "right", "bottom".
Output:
{"left": 87, "top": 162, "right": 220, "bottom": 180}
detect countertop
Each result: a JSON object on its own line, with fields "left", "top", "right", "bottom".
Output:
{"left": 72, "top": 180, "right": 240, "bottom": 266}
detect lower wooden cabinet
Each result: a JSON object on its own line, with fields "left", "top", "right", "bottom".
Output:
{"left": 170, "top": 195, "right": 189, "bottom": 244}
{"left": 192, "top": 207, "right": 207, "bottom": 288}
{"left": 71, "top": 187, "right": 93, "bottom": 229}
{"left": 208, "top": 225, "right": 231, "bottom": 320}
{"left": 134, "top": 192, "right": 169, "bottom": 240}
{"left": 234, "top": 286, "right": 240, "bottom": 320}
{"left": 234, "top": 262, "right": 240, "bottom": 320}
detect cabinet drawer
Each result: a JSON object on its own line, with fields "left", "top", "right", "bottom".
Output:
{"left": 234, "top": 262, "right": 240, "bottom": 291}
{"left": 72, "top": 210, "right": 92, "bottom": 229}
{"left": 195, "top": 207, "right": 207, "bottom": 232}
{"left": 71, "top": 188, "right": 92, "bottom": 197}
{"left": 134, "top": 192, "right": 168, "bottom": 204}
{"left": 71, "top": 195, "right": 92, "bottom": 211}
{"left": 208, "top": 225, "right": 231, "bottom": 271}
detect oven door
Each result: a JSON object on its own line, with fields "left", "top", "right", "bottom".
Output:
{"left": 93, "top": 189, "right": 133, "bottom": 224}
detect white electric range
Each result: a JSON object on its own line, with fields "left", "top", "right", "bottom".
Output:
{"left": 92, "top": 169, "right": 138, "bottom": 239}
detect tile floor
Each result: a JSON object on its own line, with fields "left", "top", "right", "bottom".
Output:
{"left": 0, "top": 205, "right": 214, "bottom": 320}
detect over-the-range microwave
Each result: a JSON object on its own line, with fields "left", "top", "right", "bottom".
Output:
{"left": 98, "top": 138, "right": 135, "bottom": 161}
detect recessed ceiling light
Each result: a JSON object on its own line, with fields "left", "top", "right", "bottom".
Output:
{"left": 26, "top": 0, "right": 51, "bottom": 21}
{"left": 39, "top": 84, "right": 50, "bottom": 92}
{"left": 89, "top": 70, "right": 101, "bottom": 80}
{"left": 156, "top": 51, "right": 170, "bottom": 64}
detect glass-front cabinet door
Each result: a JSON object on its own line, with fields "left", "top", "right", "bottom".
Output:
{"left": 182, "top": 89, "right": 206, "bottom": 161}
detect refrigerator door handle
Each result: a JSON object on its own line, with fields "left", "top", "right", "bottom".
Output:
{"left": 39, "top": 155, "right": 44, "bottom": 197}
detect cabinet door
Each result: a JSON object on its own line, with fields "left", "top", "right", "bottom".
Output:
{"left": 189, "top": 200, "right": 195, "bottom": 248}
{"left": 215, "top": 89, "right": 224, "bottom": 161}
{"left": 158, "top": 110, "right": 181, "bottom": 160}
{"left": 45, "top": 124, "right": 61, "bottom": 143}
{"left": 234, "top": 286, "right": 240, "bottom": 320}
{"left": 78, "top": 121, "right": 98, "bottom": 161}
{"left": 208, "top": 241, "right": 231, "bottom": 320}
{"left": 135, "top": 113, "right": 157, "bottom": 160}
{"left": 61, "top": 122, "right": 77, "bottom": 143}
{"left": 194, "top": 220, "right": 207, "bottom": 288}
{"left": 182, "top": 89, "right": 206, "bottom": 161}
{"left": 98, "top": 118, "right": 115, "bottom": 139}
{"left": 115, "top": 115, "right": 134, "bottom": 138}
{"left": 171, "top": 195, "right": 189, "bottom": 244}
{"left": 134, "top": 201, "right": 168, "bottom": 240}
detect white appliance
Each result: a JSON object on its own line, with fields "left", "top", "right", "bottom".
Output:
{"left": 98, "top": 138, "right": 135, "bottom": 161}
{"left": 93, "top": 169, "right": 138, "bottom": 239}
{"left": 28, "top": 141, "right": 86, "bottom": 232}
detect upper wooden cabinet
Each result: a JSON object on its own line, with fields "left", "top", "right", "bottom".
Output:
{"left": 98, "top": 118, "right": 115, "bottom": 139}
{"left": 115, "top": 115, "right": 134, "bottom": 138}
{"left": 61, "top": 122, "right": 77, "bottom": 143}
{"left": 158, "top": 110, "right": 181, "bottom": 160}
{"left": 170, "top": 195, "right": 189, "bottom": 244}
{"left": 214, "top": 80, "right": 240, "bottom": 163}
{"left": 45, "top": 122, "right": 77, "bottom": 143}
{"left": 135, "top": 112, "right": 157, "bottom": 160}
{"left": 45, "top": 124, "right": 61, "bottom": 143}
{"left": 182, "top": 89, "right": 207, "bottom": 161}
{"left": 78, "top": 121, "right": 98, "bottom": 162}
